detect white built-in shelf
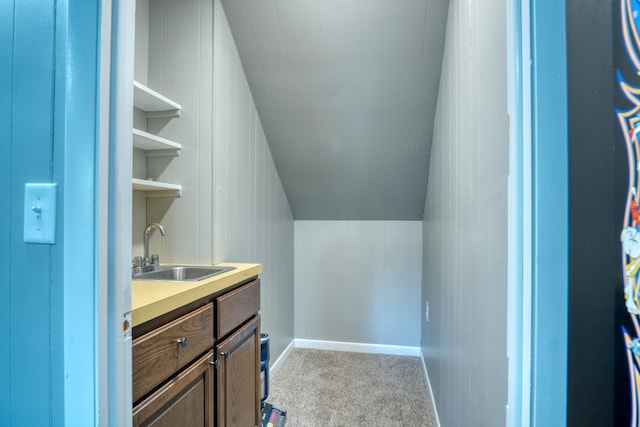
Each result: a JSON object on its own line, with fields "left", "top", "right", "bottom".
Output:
{"left": 132, "top": 178, "right": 182, "bottom": 197}
{"left": 133, "top": 81, "right": 182, "bottom": 118}
{"left": 133, "top": 128, "right": 182, "bottom": 152}
{"left": 131, "top": 82, "right": 182, "bottom": 198}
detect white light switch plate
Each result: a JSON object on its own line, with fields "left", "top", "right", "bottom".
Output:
{"left": 24, "top": 183, "right": 57, "bottom": 244}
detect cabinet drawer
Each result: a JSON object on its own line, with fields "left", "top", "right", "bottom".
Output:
{"left": 216, "top": 279, "right": 260, "bottom": 338}
{"left": 132, "top": 303, "right": 214, "bottom": 403}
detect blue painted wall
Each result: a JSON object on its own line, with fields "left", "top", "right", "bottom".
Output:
{"left": 530, "top": 0, "right": 569, "bottom": 424}
{"left": 0, "top": 0, "right": 14, "bottom": 421}
{"left": 1, "top": 2, "right": 61, "bottom": 425}
{"left": 0, "top": 1, "right": 101, "bottom": 425}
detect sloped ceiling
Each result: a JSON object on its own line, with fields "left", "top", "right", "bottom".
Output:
{"left": 220, "top": 0, "right": 449, "bottom": 220}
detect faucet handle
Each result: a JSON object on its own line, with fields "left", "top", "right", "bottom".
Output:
{"left": 132, "top": 256, "right": 143, "bottom": 268}
{"left": 151, "top": 254, "right": 159, "bottom": 266}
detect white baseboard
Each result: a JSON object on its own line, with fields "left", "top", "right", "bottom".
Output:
{"left": 420, "top": 348, "right": 441, "bottom": 427}
{"left": 294, "top": 338, "right": 420, "bottom": 356}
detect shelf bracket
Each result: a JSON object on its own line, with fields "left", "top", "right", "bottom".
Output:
{"left": 145, "top": 149, "right": 181, "bottom": 158}
{"left": 145, "top": 110, "right": 181, "bottom": 119}
{"left": 144, "top": 189, "right": 182, "bottom": 198}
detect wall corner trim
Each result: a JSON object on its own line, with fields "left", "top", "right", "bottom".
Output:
{"left": 420, "top": 349, "right": 442, "bottom": 427}
{"left": 269, "top": 339, "right": 296, "bottom": 379}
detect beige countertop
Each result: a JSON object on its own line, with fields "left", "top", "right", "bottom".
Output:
{"left": 131, "top": 262, "right": 262, "bottom": 327}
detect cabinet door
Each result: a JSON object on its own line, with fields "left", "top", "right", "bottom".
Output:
{"left": 133, "top": 351, "right": 214, "bottom": 427}
{"left": 215, "top": 316, "right": 260, "bottom": 427}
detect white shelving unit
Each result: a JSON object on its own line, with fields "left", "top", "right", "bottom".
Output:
{"left": 132, "top": 81, "right": 183, "bottom": 197}
{"left": 133, "top": 128, "right": 182, "bottom": 152}
{"left": 132, "top": 178, "right": 182, "bottom": 197}
{"left": 133, "top": 80, "right": 182, "bottom": 118}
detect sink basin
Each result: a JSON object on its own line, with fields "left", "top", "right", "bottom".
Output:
{"left": 133, "top": 265, "right": 235, "bottom": 282}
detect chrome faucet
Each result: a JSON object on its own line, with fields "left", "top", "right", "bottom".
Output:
{"left": 144, "top": 222, "right": 166, "bottom": 265}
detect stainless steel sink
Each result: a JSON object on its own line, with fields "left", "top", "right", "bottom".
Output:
{"left": 133, "top": 265, "right": 235, "bottom": 282}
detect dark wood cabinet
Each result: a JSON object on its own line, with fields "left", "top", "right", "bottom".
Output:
{"left": 132, "top": 278, "right": 261, "bottom": 427}
{"left": 216, "top": 279, "right": 260, "bottom": 338}
{"left": 132, "top": 303, "right": 214, "bottom": 403}
{"left": 215, "top": 316, "right": 261, "bottom": 427}
{"left": 133, "top": 351, "right": 214, "bottom": 427}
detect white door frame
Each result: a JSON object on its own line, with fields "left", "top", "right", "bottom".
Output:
{"left": 99, "top": 1, "right": 135, "bottom": 425}
{"left": 506, "top": 0, "right": 530, "bottom": 424}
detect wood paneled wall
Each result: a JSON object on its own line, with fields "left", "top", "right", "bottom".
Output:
{"left": 143, "top": 0, "right": 215, "bottom": 265}
{"left": 211, "top": 0, "right": 294, "bottom": 362}
{"left": 135, "top": 0, "right": 294, "bottom": 362}
{"left": 421, "top": 0, "right": 509, "bottom": 425}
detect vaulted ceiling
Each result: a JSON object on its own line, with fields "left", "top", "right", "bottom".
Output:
{"left": 220, "top": 0, "right": 449, "bottom": 219}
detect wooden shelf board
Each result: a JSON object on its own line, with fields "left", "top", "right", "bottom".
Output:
{"left": 133, "top": 81, "right": 181, "bottom": 113}
{"left": 132, "top": 178, "right": 182, "bottom": 196}
{"left": 133, "top": 128, "right": 182, "bottom": 151}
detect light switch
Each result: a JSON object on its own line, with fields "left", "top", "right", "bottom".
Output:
{"left": 24, "top": 183, "right": 57, "bottom": 244}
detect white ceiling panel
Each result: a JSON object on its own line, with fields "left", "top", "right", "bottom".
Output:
{"left": 220, "top": 0, "right": 449, "bottom": 219}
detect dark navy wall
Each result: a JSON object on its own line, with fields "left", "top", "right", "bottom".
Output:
{"left": 566, "top": 0, "right": 616, "bottom": 425}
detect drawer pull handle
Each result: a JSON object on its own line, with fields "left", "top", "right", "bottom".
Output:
{"left": 210, "top": 360, "right": 219, "bottom": 368}
{"left": 220, "top": 351, "right": 229, "bottom": 359}
{"left": 176, "top": 337, "right": 188, "bottom": 348}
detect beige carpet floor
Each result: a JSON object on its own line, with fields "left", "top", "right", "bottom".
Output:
{"left": 267, "top": 348, "right": 436, "bottom": 427}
